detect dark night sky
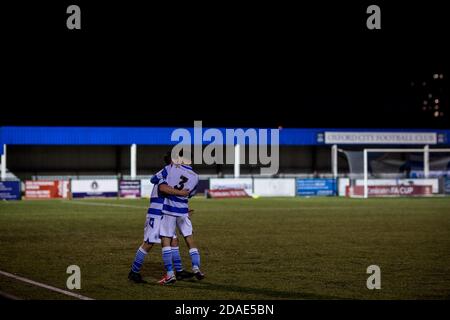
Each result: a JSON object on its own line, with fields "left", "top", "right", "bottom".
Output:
{"left": 2, "top": 1, "right": 449, "bottom": 128}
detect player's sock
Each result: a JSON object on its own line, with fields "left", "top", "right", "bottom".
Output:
{"left": 189, "top": 248, "right": 201, "bottom": 271}
{"left": 171, "top": 246, "right": 184, "bottom": 272}
{"left": 131, "top": 247, "right": 148, "bottom": 273}
{"left": 162, "top": 246, "right": 175, "bottom": 277}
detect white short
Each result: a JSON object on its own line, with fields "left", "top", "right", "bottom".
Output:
{"left": 159, "top": 214, "right": 193, "bottom": 238}
{"left": 143, "top": 214, "right": 178, "bottom": 244}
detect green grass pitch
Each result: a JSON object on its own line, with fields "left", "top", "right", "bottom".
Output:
{"left": 1, "top": 197, "right": 450, "bottom": 300}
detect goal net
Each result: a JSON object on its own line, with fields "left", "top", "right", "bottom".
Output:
{"left": 341, "top": 148, "right": 450, "bottom": 198}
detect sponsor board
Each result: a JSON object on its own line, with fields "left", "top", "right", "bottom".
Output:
{"left": 324, "top": 132, "right": 437, "bottom": 145}
{"left": 0, "top": 181, "right": 21, "bottom": 200}
{"left": 206, "top": 188, "right": 249, "bottom": 199}
{"left": 347, "top": 185, "right": 433, "bottom": 197}
{"left": 253, "top": 178, "right": 296, "bottom": 197}
{"left": 354, "top": 178, "right": 439, "bottom": 193}
{"left": 25, "top": 180, "right": 69, "bottom": 199}
{"left": 210, "top": 178, "right": 253, "bottom": 195}
{"left": 119, "top": 180, "right": 141, "bottom": 198}
{"left": 71, "top": 179, "right": 118, "bottom": 198}
{"left": 297, "top": 178, "right": 336, "bottom": 196}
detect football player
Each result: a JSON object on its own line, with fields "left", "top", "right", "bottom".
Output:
{"left": 157, "top": 152, "right": 204, "bottom": 285}
{"left": 128, "top": 152, "right": 194, "bottom": 284}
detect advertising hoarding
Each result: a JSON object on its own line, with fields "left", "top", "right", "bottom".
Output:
{"left": 71, "top": 179, "right": 118, "bottom": 198}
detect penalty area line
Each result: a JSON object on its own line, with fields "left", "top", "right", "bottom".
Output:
{"left": 0, "top": 270, "right": 94, "bottom": 300}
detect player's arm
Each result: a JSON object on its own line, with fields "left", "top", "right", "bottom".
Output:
{"left": 150, "top": 166, "right": 168, "bottom": 185}
{"left": 159, "top": 183, "right": 190, "bottom": 197}
{"left": 150, "top": 166, "right": 188, "bottom": 197}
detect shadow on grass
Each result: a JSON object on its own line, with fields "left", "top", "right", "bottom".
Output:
{"left": 175, "top": 280, "right": 351, "bottom": 300}
{"left": 140, "top": 261, "right": 351, "bottom": 300}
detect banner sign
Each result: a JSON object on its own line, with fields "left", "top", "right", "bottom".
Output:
{"left": 0, "top": 181, "right": 21, "bottom": 200}
{"left": 354, "top": 178, "right": 439, "bottom": 193}
{"left": 119, "top": 180, "right": 141, "bottom": 198}
{"left": 210, "top": 178, "right": 253, "bottom": 196}
{"left": 25, "top": 180, "right": 69, "bottom": 199}
{"left": 206, "top": 189, "right": 249, "bottom": 199}
{"left": 297, "top": 178, "right": 336, "bottom": 196}
{"left": 324, "top": 132, "right": 437, "bottom": 145}
{"left": 347, "top": 185, "right": 433, "bottom": 197}
{"left": 254, "top": 179, "right": 296, "bottom": 197}
{"left": 71, "top": 179, "right": 118, "bottom": 198}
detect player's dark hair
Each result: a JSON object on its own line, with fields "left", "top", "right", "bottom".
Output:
{"left": 163, "top": 151, "right": 172, "bottom": 165}
{"left": 164, "top": 149, "right": 185, "bottom": 165}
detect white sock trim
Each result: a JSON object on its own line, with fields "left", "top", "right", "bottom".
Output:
{"left": 138, "top": 247, "right": 148, "bottom": 255}
{"left": 162, "top": 246, "right": 171, "bottom": 253}
{"left": 189, "top": 248, "right": 199, "bottom": 254}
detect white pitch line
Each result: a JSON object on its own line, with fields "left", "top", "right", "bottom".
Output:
{"left": 203, "top": 207, "right": 358, "bottom": 211}
{"left": 0, "top": 270, "right": 94, "bottom": 300}
{"left": 0, "top": 290, "right": 21, "bottom": 300}
{"left": 63, "top": 200, "right": 357, "bottom": 212}
{"left": 62, "top": 200, "right": 147, "bottom": 209}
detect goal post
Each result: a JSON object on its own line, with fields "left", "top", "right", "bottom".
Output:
{"left": 340, "top": 146, "right": 450, "bottom": 198}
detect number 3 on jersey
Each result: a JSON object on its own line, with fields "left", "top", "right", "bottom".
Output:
{"left": 174, "top": 175, "right": 189, "bottom": 190}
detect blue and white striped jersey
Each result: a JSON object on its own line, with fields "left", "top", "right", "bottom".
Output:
{"left": 147, "top": 165, "right": 171, "bottom": 216}
{"left": 150, "top": 164, "right": 198, "bottom": 217}
{"left": 162, "top": 164, "right": 198, "bottom": 216}
{"left": 149, "top": 164, "right": 198, "bottom": 216}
